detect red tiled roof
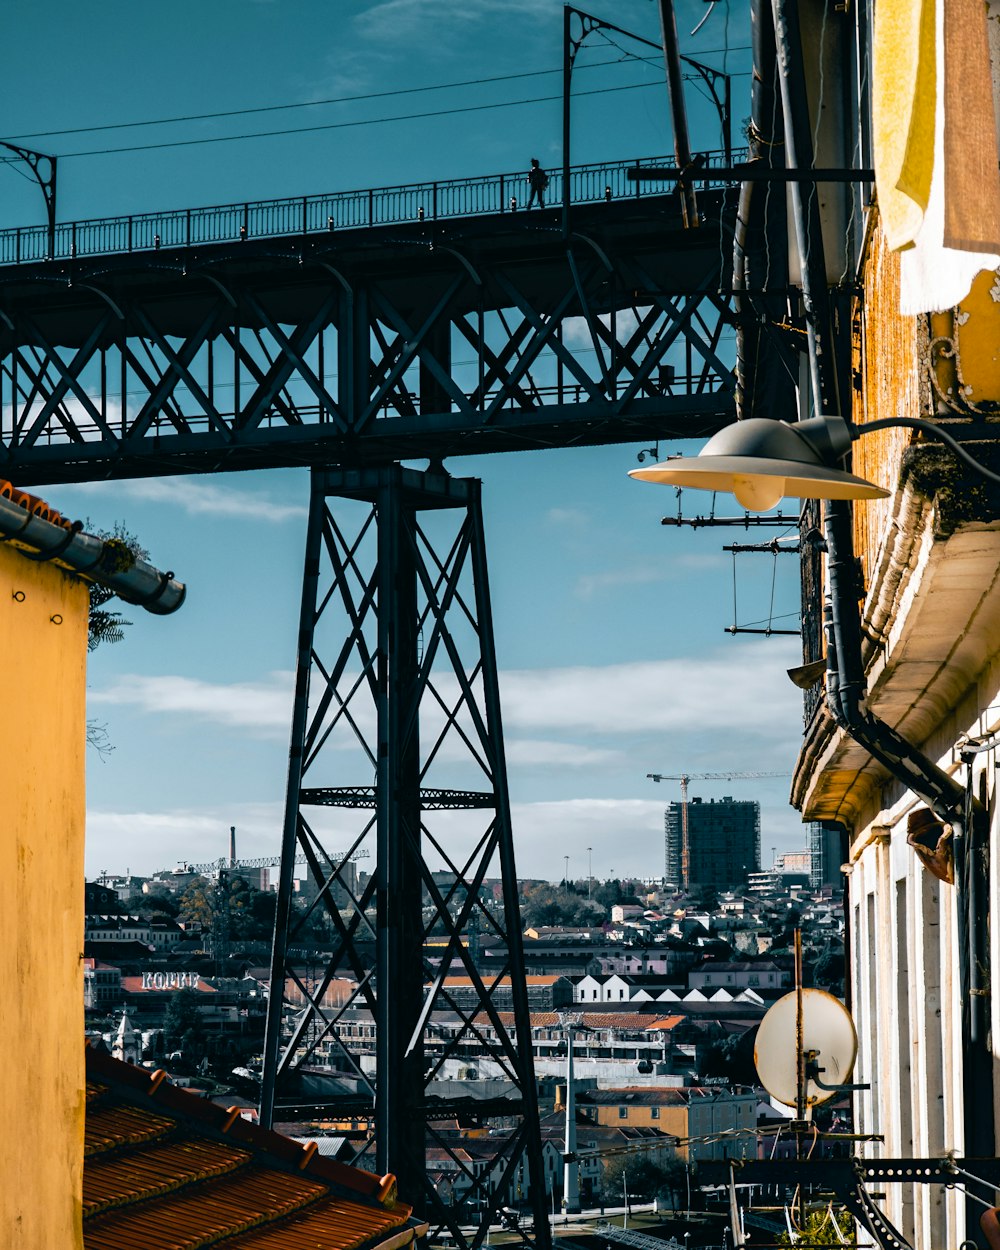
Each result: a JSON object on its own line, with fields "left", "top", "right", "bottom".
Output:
{"left": 120, "top": 975, "right": 217, "bottom": 994}
{"left": 439, "top": 975, "right": 561, "bottom": 987}
{"left": 645, "top": 1015, "right": 686, "bottom": 1031}
{"left": 0, "top": 479, "right": 73, "bottom": 529}
{"left": 495, "top": 1011, "right": 665, "bottom": 1030}
{"left": 83, "top": 1047, "right": 426, "bottom": 1250}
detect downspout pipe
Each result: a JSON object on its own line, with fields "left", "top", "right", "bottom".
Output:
{"left": 771, "top": 0, "right": 988, "bottom": 1170}
{"left": 769, "top": 0, "right": 965, "bottom": 826}
{"left": 823, "top": 501, "right": 964, "bottom": 826}
{"left": 0, "top": 494, "right": 185, "bottom": 614}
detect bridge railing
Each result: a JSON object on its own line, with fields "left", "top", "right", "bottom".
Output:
{"left": 0, "top": 150, "right": 741, "bottom": 267}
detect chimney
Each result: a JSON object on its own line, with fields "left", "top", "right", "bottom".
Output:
{"left": 230, "top": 825, "right": 237, "bottom": 867}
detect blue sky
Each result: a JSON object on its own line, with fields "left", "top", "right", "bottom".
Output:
{"left": 1, "top": 1, "right": 808, "bottom": 882}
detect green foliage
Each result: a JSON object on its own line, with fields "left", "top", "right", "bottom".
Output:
{"left": 698, "top": 1026, "right": 760, "bottom": 1085}
{"left": 175, "top": 874, "right": 281, "bottom": 944}
{"left": 518, "top": 877, "right": 644, "bottom": 928}
{"left": 686, "top": 884, "right": 721, "bottom": 913}
{"left": 519, "top": 881, "right": 605, "bottom": 928}
{"left": 808, "top": 944, "right": 846, "bottom": 994}
{"left": 601, "top": 1155, "right": 687, "bottom": 1207}
{"left": 137, "top": 888, "right": 180, "bottom": 920}
{"left": 590, "top": 879, "right": 642, "bottom": 910}
{"left": 163, "top": 988, "right": 206, "bottom": 1051}
{"left": 778, "top": 1207, "right": 853, "bottom": 1246}
{"left": 86, "top": 523, "right": 148, "bottom": 653}
{"left": 177, "top": 877, "right": 215, "bottom": 929}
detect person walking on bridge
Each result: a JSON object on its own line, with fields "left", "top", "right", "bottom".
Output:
{"left": 527, "top": 157, "right": 549, "bottom": 208}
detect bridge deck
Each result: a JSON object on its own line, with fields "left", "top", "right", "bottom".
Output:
{"left": 0, "top": 155, "right": 738, "bottom": 484}
{"left": 0, "top": 151, "right": 736, "bottom": 267}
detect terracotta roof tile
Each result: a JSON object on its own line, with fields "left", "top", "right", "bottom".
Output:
{"left": 84, "top": 1139, "right": 250, "bottom": 1216}
{"left": 83, "top": 1049, "right": 425, "bottom": 1250}
{"left": 84, "top": 1101, "right": 175, "bottom": 1157}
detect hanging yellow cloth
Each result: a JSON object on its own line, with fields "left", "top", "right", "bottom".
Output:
{"left": 943, "top": 0, "right": 1000, "bottom": 252}
{"left": 898, "top": 0, "right": 1000, "bottom": 311}
{"left": 872, "top": 0, "right": 937, "bottom": 250}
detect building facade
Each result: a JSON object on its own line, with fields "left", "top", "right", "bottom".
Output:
{"left": 664, "top": 797, "right": 761, "bottom": 891}
{"left": 756, "top": 1, "right": 1000, "bottom": 1247}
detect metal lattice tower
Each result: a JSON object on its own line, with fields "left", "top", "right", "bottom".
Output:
{"left": 0, "top": 160, "right": 740, "bottom": 1244}
{"left": 258, "top": 464, "right": 550, "bottom": 1246}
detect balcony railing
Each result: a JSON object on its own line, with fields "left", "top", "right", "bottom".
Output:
{"left": 0, "top": 150, "right": 740, "bottom": 267}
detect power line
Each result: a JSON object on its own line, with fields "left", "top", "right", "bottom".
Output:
{"left": 5, "top": 61, "right": 623, "bottom": 143}
{"left": 54, "top": 81, "right": 668, "bottom": 161}
{"left": 3, "top": 47, "right": 749, "bottom": 145}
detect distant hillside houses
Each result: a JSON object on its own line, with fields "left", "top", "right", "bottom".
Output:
{"left": 83, "top": 913, "right": 186, "bottom": 951}
{"left": 688, "top": 960, "right": 789, "bottom": 991}
{"left": 572, "top": 1085, "right": 758, "bottom": 1161}
{"left": 570, "top": 958, "right": 789, "bottom": 1004}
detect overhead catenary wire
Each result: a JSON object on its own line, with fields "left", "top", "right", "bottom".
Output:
{"left": 22, "top": 81, "right": 678, "bottom": 161}
{"left": 5, "top": 47, "right": 750, "bottom": 145}
{"left": 1, "top": 48, "right": 752, "bottom": 165}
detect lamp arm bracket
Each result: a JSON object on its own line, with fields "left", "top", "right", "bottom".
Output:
{"left": 849, "top": 416, "right": 1000, "bottom": 488}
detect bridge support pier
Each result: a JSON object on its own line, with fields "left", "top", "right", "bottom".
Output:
{"left": 260, "top": 464, "right": 550, "bottom": 1249}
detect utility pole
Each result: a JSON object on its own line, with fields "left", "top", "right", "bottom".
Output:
{"left": 655, "top": 0, "right": 699, "bottom": 227}
{"left": 560, "top": 1015, "right": 583, "bottom": 1216}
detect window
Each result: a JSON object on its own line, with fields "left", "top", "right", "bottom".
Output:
{"left": 651, "top": 1107, "right": 660, "bottom": 1120}
{"left": 619, "top": 1106, "right": 628, "bottom": 1120}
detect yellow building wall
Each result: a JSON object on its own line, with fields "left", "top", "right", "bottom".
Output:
{"left": 0, "top": 544, "right": 89, "bottom": 1249}
{"left": 854, "top": 213, "right": 1000, "bottom": 583}
{"left": 854, "top": 215, "right": 925, "bottom": 584}
{"left": 586, "top": 1104, "right": 691, "bottom": 1159}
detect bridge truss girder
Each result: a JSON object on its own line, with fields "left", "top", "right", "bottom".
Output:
{"left": 260, "top": 464, "right": 550, "bottom": 1250}
{"left": 0, "top": 196, "right": 735, "bottom": 485}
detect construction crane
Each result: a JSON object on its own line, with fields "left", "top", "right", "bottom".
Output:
{"left": 182, "top": 849, "right": 369, "bottom": 875}
{"left": 647, "top": 771, "right": 790, "bottom": 891}
{"left": 180, "top": 824, "right": 369, "bottom": 877}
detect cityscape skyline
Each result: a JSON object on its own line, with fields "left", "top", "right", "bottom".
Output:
{"left": 0, "top": 2, "right": 806, "bottom": 883}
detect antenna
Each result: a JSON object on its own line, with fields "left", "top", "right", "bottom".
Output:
{"left": 754, "top": 986, "right": 859, "bottom": 1110}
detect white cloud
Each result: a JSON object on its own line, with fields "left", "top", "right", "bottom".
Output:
{"left": 562, "top": 310, "right": 642, "bottom": 352}
{"left": 59, "top": 478, "right": 306, "bottom": 522}
{"left": 499, "top": 643, "right": 802, "bottom": 738}
{"left": 504, "top": 739, "right": 623, "bottom": 768}
{"left": 546, "top": 507, "right": 589, "bottom": 529}
{"left": 356, "top": 0, "right": 549, "bottom": 42}
{"left": 84, "top": 802, "right": 287, "bottom": 877}
{"left": 89, "top": 645, "right": 802, "bottom": 761}
{"left": 506, "top": 795, "right": 804, "bottom": 882}
{"left": 574, "top": 565, "right": 669, "bottom": 599}
{"left": 91, "top": 671, "right": 295, "bottom": 734}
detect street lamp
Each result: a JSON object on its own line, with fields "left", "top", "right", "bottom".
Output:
{"left": 559, "top": 1013, "right": 585, "bottom": 1217}
{"left": 628, "top": 412, "right": 1000, "bottom": 507}
{"left": 629, "top": 406, "right": 1000, "bottom": 1100}
{"left": 629, "top": 409, "right": 985, "bottom": 833}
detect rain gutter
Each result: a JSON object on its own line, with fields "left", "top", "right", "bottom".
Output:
{"left": 0, "top": 494, "right": 185, "bottom": 615}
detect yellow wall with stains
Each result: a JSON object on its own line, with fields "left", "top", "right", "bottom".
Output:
{"left": 0, "top": 543, "right": 88, "bottom": 1249}
{"left": 854, "top": 212, "right": 1000, "bottom": 581}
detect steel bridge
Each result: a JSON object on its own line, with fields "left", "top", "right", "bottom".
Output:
{"left": 2, "top": 154, "right": 739, "bottom": 1249}
{"left": 0, "top": 151, "right": 736, "bottom": 484}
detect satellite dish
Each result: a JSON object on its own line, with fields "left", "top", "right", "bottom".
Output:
{"left": 754, "top": 988, "right": 858, "bottom": 1108}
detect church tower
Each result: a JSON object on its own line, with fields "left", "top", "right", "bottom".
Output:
{"left": 112, "top": 1009, "right": 140, "bottom": 1066}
